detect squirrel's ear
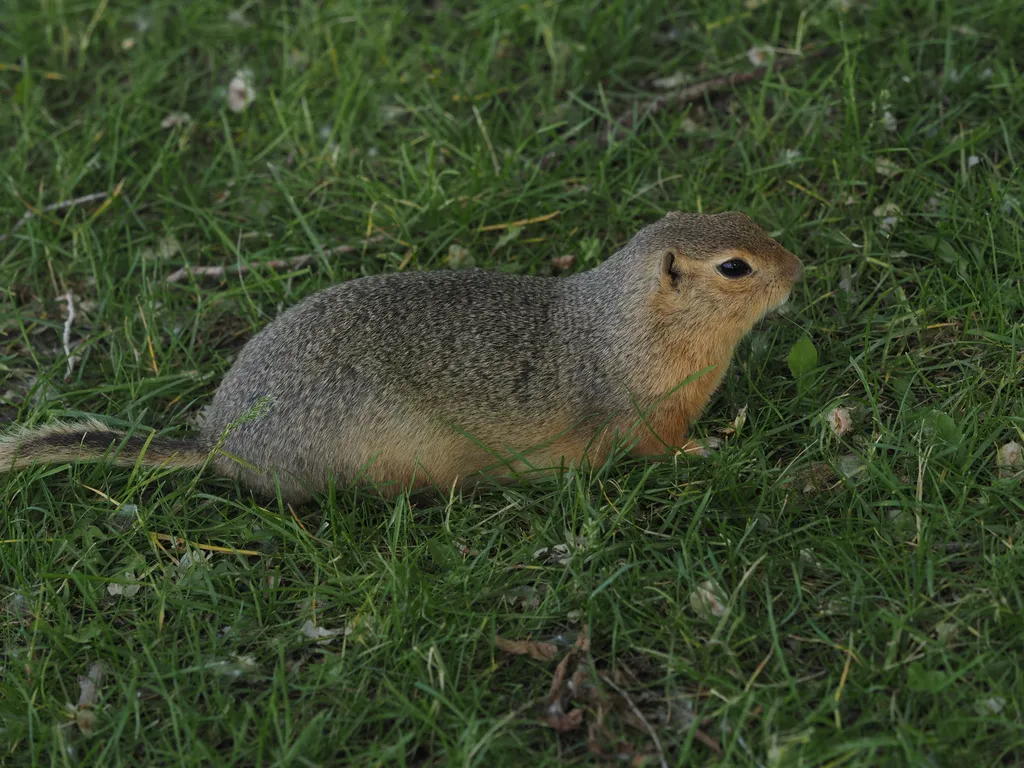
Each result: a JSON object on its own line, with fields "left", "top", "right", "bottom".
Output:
{"left": 659, "top": 250, "right": 682, "bottom": 289}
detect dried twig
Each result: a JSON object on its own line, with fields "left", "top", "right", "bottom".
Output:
{"left": 603, "top": 45, "right": 838, "bottom": 146}
{"left": 541, "top": 45, "right": 838, "bottom": 168}
{"left": 0, "top": 191, "right": 109, "bottom": 242}
{"left": 542, "top": 625, "right": 591, "bottom": 732}
{"left": 598, "top": 672, "right": 669, "bottom": 768}
{"left": 58, "top": 291, "right": 78, "bottom": 382}
{"left": 165, "top": 236, "right": 386, "bottom": 283}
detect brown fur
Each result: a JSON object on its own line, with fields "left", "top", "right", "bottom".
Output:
{"left": 0, "top": 211, "right": 803, "bottom": 503}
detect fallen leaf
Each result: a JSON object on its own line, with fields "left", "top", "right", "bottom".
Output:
{"left": 783, "top": 462, "right": 839, "bottom": 494}
{"left": 161, "top": 112, "right": 192, "bottom": 129}
{"left": 787, "top": 335, "right": 819, "bottom": 380}
{"left": 874, "top": 157, "right": 902, "bottom": 177}
{"left": 300, "top": 619, "right": 345, "bottom": 643}
{"left": 689, "top": 579, "right": 727, "bottom": 620}
{"left": 551, "top": 254, "right": 576, "bottom": 271}
{"left": 227, "top": 69, "right": 256, "bottom": 113}
{"left": 121, "top": 37, "right": 136, "bottom": 51}
{"left": 780, "top": 148, "right": 802, "bottom": 164}
{"left": 996, "top": 441, "right": 1022, "bottom": 479}
{"left": 542, "top": 625, "right": 591, "bottom": 732}
{"left": 881, "top": 110, "right": 897, "bottom": 132}
{"left": 495, "top": 635, "right": 559, "bottom": 662}
{"left": 826, "top": 406, "right": 853, "bottom": 437}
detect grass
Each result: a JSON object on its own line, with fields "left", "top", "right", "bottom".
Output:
{"left": 2, "top": 0, "right": 1024, "bottom": 765}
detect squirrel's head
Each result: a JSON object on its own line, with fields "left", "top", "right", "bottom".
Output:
{"left": 637, "top": 210, "right": 803, "bottom": 332}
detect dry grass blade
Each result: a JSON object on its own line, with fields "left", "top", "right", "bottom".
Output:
{"left": 597, "top": 672, "right": 669, "bottom": 768}
{"left": 58, "top": 291, "right": 78, "bottom": 382}
{"left": 0, "top": 191, "right": 109, "bottom": 242}
{"left": 165, "top": 236, "right": 386, "bottom": 283}
{"left": 602, "top": 45, "right": 839, "bottom": 146}
{"left": 540, "top": 45, "right": 838, "bottom": 169}
{"left": 494, "top": 634, "right": 559, "bottom": 662}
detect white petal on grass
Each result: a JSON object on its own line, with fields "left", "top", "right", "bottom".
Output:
{"left": 689, "top": 579, "right": 727, "bottom": 620}
{"left": 447, "top": 244, "right": 475, "bottom": 269}
{"left": 227, "top": 8, "right": 254, "bottom": 27}
{"left": 732, "top": 405, "right": 748, "bottom": 433}
{"left": 300, "top": 619, "right": 345, "bottom": 643}
{"left": 227, "top": 69, "right": 257, "bottom": 113}
{"left": 141, "top": 235, "right": 181, "bottom": 261}
{"left": 882, "top": 110, "right": 897, "bottom": 132}
{"left": 873, "top": 203, "right": 901, "bottom": 234}
{"left": 682, "top": 436, "right": 724, "bottom": 457}
{"left": 974, "top": 696, "right": 1006, "bottom": 716}
{"left": 747, "top": 46, "right": 770, "bottom": 67}
{"left": 837, "top": 453, "right": 867, "bottom": 479}
{"left": 76, "top": 663, "right": 105, "bottom": 708}
{"left": 533, "top": 543, "right": 573, "bottom": 566}
{"left": 874, "top": 157, "right": 902, "bottom": 177}
{"left": 653, "top": 71, "right": 688, "bottom": 89}
{"left": 107, "top": 571, "right": 142, "bottom": 598}
{"left": 176, "top": 548, "right": 212, "bottom": 580}
{"left": 967, "top": 155, "right": 981, "bottom": 168}
{"left": 379, "top": 105, "right": 408, "bottom": 123}
{"left": 205, "top": 654, "right": 259, "bottom": 678}
{"left": 996, "top": 441, "right": 1022, "bottom": 479}
{"left": 161, "top": 112, "right": 192, "bottom": 129}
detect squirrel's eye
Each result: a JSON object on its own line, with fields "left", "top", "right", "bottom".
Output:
{"left": 717, "top": 259, "right": 752, "bottom": 279}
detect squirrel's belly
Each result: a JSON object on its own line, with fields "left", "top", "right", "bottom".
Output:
{"left": 336, "top": 414, "right": 611, "bottom": 495}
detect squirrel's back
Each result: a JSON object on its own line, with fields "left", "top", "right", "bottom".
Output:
{"left": 2, "top": 211, "right": 803, "bottom": 502}
{"left": 200, "top": 267, "right": 626, "bottom": 498}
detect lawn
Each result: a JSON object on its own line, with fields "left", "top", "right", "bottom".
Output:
{"left": 2, "top": 0, "right": 1023, "bottom": 765}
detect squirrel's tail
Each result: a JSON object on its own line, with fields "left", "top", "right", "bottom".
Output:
{"left": 0, "top": 419, "right": 209, "bottom": 474}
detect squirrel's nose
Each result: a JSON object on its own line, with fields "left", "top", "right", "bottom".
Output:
{"left": 789, "top": 256, "right": 804, "bottom": 283}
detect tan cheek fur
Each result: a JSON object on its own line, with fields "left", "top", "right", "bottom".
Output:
{"left": 623, "top": 253, "right": 769, "bottom": 455}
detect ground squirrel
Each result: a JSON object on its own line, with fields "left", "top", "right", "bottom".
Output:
{"left": 1, "top": 211, "right": 803, "bottom": 503}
